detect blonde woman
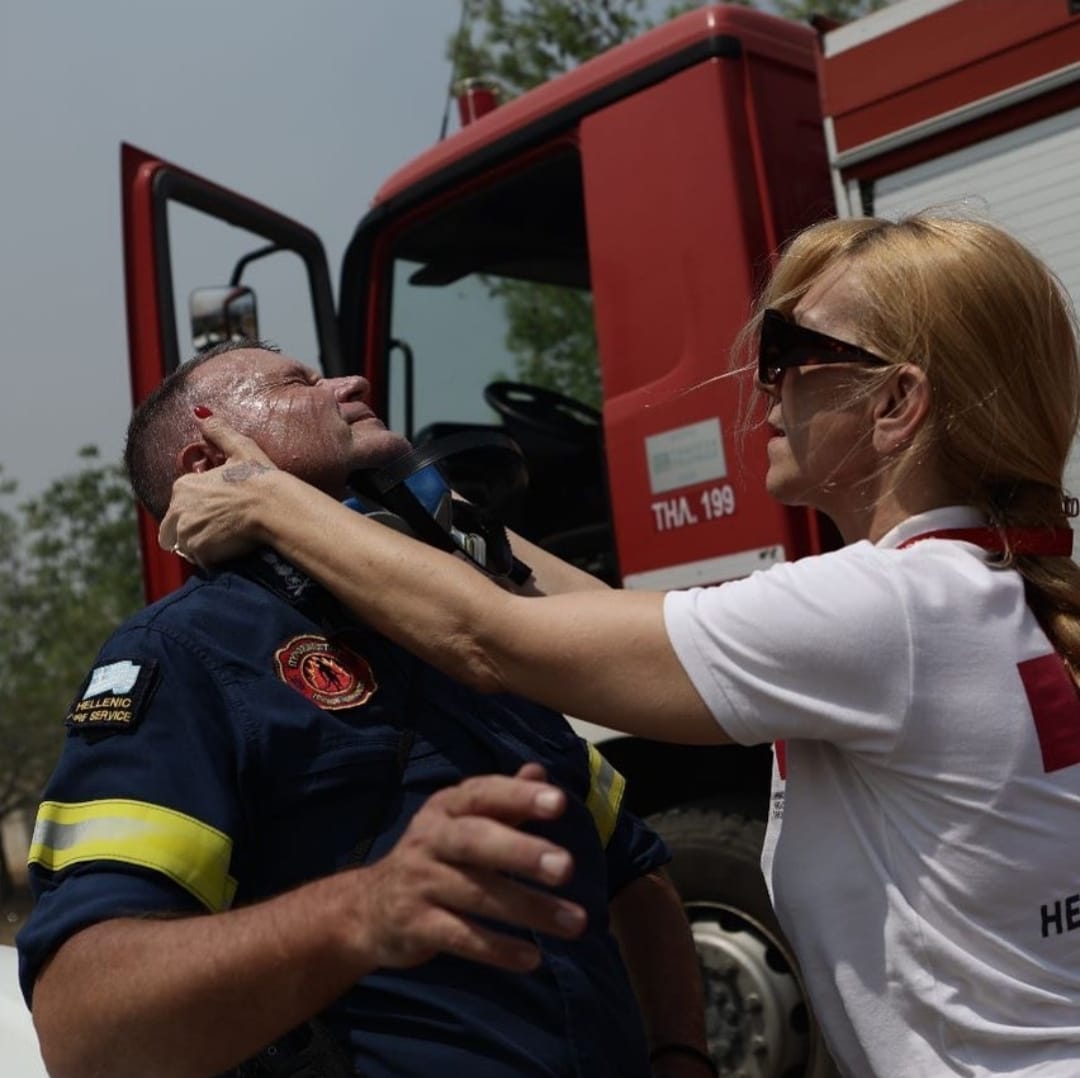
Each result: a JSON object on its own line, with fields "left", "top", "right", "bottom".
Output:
{"left": 163, "top": 215, "right": 1080, "bottom": 1077}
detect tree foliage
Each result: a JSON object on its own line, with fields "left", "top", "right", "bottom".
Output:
{"left": 447, "top": 0, "right": 890, "bottom": 404}
{"left": 775, "top": 0, "right": 890, "bottom": 20}
{"left": 0, "top": 450, "right": 142, "bottom": 837}
{"left": 501, "top": 284, "right": 600, "bottom": 407}
{"left": 449, "top": 0, "right": 680, "bottom": 96}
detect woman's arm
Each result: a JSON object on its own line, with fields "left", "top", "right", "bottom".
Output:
{"left": 506, "top": 526, "right": 612, "bottom": 595}
{"left": 161, "top": 420, "right": 726, "bottom": 744}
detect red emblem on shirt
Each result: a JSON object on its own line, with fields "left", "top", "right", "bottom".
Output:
{"left": 274, "top": 634, "right": 377, "bottom": 711}
{"left": 1017, "top": 653, "right": 1080, "bottom": 773}
{"left": 774, "top": 739, "right": 788, "bottom": 780}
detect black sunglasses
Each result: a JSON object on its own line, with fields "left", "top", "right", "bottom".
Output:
{"left": 758, "top": 308, "right": 890, "bottom": 386}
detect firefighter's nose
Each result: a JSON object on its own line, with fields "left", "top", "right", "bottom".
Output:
{"left": 332, "top": 375, "right": 371, "bottom": 403}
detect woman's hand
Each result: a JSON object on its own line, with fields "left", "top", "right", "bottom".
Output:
{"left": 158, "top": 415, "right": 279, "bottom": 566}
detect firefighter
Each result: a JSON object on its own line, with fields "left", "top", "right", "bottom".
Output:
{"left": 163, "top": 214, "right": 1080, "bottom": 1077}
{"left": 18, "top": 344, "right": 713, "bottom": 1078}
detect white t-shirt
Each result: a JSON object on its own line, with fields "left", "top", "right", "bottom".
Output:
{"left": 664, "top": 507, "right": 1080, "bottom": 1078}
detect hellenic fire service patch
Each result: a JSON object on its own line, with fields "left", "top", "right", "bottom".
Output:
{"left": 274, "top": 634, "right": 378, "bottom": 711}
{"left": 65, "top": 659, "right": 159, "bottom": 733}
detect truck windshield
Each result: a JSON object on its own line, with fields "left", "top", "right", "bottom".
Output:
{"left": 383, "top": 147, "right": 612, "bottom": 578}
{"left": 386, "top": 148, "right": 597, "bottom": 434}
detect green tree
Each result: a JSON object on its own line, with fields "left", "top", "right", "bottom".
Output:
{"left": 775, "top": 0, "right": 889, "bottom": 20}
{"left": 0, "top": 449, "right": 142, "bottom": 897}
{"left": 502, "top": 284, "right": 600, "bottom": 406}
{"left": 447, "top": 0, "right": 889, "bottom": 405}
{"left": 449, "top": 0, "right": 677, "bottom": 96}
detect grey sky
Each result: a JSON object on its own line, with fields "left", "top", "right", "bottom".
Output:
{"left": 0, "top": 1, "right": 462, "bottom": 498}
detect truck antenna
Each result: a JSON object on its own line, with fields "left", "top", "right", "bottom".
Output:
{"left": 439, "top": 0, "right": 471, "bottom": 141}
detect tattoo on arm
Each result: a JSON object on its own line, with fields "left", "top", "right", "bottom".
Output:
{"left": 222, "top": 462, "right": 272, "bottom": 484}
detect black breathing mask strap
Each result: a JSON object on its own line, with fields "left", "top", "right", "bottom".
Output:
{"left": 348, "top": 431, "right": 533, "bottom": 584}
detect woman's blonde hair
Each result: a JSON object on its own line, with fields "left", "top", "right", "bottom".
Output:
{"left": 753, "top": 213, "right": 1080, "bottom": 672}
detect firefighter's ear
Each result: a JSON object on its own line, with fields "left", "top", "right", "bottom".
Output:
{"left": 872, "top": 363, "right": 931, "bottom": 454}
{"left": 177, "top": 439, "right": 227, "bottom": 476}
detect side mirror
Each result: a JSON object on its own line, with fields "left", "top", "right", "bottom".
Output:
{"left": 189, "top": 285, "right": 259, "bottom": 352}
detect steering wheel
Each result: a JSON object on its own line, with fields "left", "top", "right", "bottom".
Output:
{"left": 483, "top": 381, "right": 601, "bottom": 443}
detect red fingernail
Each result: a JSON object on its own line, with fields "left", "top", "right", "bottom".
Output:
{"left": 194, "top": 406, "right": 213, "bottom": 418}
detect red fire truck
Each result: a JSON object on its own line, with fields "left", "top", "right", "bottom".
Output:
{"left": 120, "top": 2, "right": 1080, "bottom": 1074}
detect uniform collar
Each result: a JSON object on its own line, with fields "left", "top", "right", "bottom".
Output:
{"left": 875, "top": 506, "right": 987, "bottom": 550}
{"left": 223, "top": 548, "right": 325, "bottom": 616}
{"left": 876, "top": 506, "right": 1073, "bottom": 557}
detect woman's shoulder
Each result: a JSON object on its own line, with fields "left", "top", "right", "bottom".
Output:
{"left": 757, "top": 540, "right": 897, "bottom": 595}
{"left": 671, "top": 540, "right": 905, "bottom": 634}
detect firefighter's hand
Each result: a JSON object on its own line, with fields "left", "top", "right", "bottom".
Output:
{"left": 348, "top": 763, "right": 585, "bottom": 972}
{"left": 159, "top": 414, "right": 279, "bottom": 565}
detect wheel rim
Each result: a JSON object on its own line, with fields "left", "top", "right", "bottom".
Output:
{"left": 686, "top": 902, "right": 810, "bottom": 1078}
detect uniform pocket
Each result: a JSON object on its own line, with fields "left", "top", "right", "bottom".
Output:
{"left": 244, "top": 732, "right": 407, "bottom": 896}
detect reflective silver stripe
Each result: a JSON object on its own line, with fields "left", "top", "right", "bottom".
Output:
{"left": 585, "top": 745, "right": 626, "bottom": 848}
{"left": 29, "top": 799, "right": 237, "bottom": 912}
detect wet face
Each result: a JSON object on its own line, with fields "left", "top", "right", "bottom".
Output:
{"left": 760, "top": 263, "right": 882, "bottom": 522}
{"left": 190, "top": 349, "right": 411, "bottom": 496}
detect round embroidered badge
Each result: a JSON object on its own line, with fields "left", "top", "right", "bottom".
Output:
{"left": 274, "top": 634, "right": 377, "bottom": 710}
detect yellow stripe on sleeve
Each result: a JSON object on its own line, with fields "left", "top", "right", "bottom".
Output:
{"left": 585, "top": 744, "right": 626, "bottom": 848}
{"left": 28, "top": 799, "right": 237, "bottom": 913}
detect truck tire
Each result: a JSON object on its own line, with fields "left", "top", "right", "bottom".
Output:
{"left": 646, "top": 808, "right": 839, "bottom": 1078}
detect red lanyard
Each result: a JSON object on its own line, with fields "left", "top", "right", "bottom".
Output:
{"left": 896, "top": 527, "right": 1073, "bottom": 556}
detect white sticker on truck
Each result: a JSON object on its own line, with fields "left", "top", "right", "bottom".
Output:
{"left": 645, "top": 419, "right": 727, "bottom": 495}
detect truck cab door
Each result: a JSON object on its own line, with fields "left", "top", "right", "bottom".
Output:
{"left": 121, "top": 142, "right": 340, "bottom": 602}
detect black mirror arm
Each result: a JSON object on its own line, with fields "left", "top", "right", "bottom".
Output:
{"left": 229, "top": 243, "right": 283, "bottom": 287}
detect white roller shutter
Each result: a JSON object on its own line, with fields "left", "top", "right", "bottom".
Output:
{"left": 868, "top": 106, "right": 1080, "bottom": 552}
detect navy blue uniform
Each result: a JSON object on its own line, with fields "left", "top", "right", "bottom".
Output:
{"left": 18, "top": 551, "right": 667, "bottom": 1076}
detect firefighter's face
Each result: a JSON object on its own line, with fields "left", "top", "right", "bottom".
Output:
{"left": 759, "top": 263, "right": 880, "bottom": 528}
{"left": 192, "top": 350, "right": 410, "bottom": 497}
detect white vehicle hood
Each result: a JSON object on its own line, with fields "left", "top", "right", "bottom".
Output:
{"left": 0, "top": 945, "right": 47, "bottom": 1076}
